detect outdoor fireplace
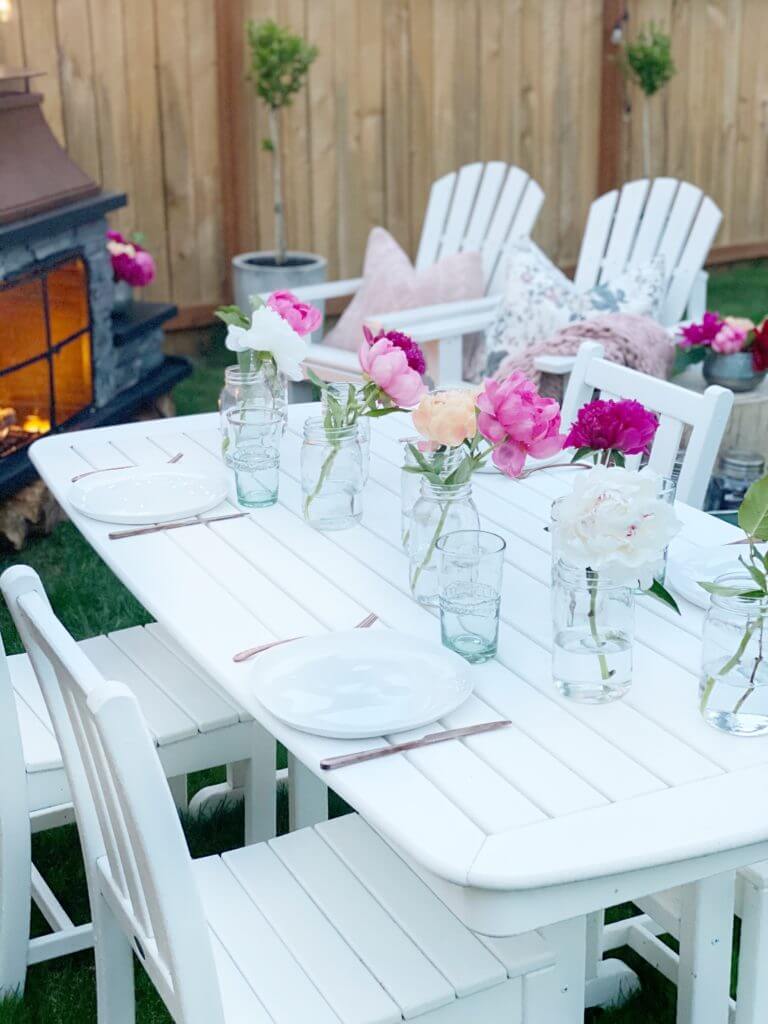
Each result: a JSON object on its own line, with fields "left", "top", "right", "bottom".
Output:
{"left": 0, "top": 65, "right": 190, "bottom": 498}
{"left": 0, "top": 252, "right": 93, "bottom": 458}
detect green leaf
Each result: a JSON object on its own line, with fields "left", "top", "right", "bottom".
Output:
{"left": 671, "top": 343, "right": 706, "bottom": 377}
{"left": 304, "top": 367, "right": 325, "bottom": 389}
{"left": 570, "top": 446, "right": 593, "bottom": 464}
{"left": 698, "top": 581, "right": 757, "bottom": 597}
{"left": 610, "top": 451, "right": 626, "bottom": 468}
{"left": 214, "top": 305, "right": 250, "bottom": 329}
{"left": 646, "top": 578, "right": 681, "bottom": 613}
{"left": 444, "top": 457, "right": 474, "bottom": 486}
{"left": 365, "top": 406, "right": 405, "bottom": 417}
{"left": 739, "top": 475, "right": 768, "bottom": 541}
{"left": 407, "top": 444, "right": 432, "bottom": 474}
{"left": 739, "top": 555, "right": 768, "bottom": 591}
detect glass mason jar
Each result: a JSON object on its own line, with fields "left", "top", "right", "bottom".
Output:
{"left": 320, "top": 382, "right": 370, "bottom": 481}
{"left": 219, "top": 363, "right": 288, "bottom": 464}
{"left": 400, "top": 438, "right": 422, "bottom": 549}
{"left": 301, "top": 416, "right": 364, "bottom": 530}
{"left": 409, "top": 478, "right": 480, "bottom": 606}
{"left": 551, "top": 559, "right": 635, "bottom": 703}
{"left": 700, "top": 573, "right": 768, "bottom": 736}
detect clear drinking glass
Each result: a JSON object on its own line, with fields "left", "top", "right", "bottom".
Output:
{"left": 301, "top": 416, "right": 364, "bottom": 530}
{"left": 225, "top": 406, "right": 282, "bottom": 508}
{"left": 438, "top": 530, "right": 505, "bottom": 664}
{"left": 219, "top": 364, "right": 287, "bottom": 464}
{"left": 700, "top": 573, "right": 768, "bottom": 736}
{"left": 552, "top": 559, "right": 635, "bottom": 702}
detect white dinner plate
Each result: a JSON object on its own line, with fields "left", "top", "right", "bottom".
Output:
{"left": 68, "top": 467, "right": 227, "bottom": 525}
{"left": 252, "top": 629, "right": 473, "bottom": 739}
{"left": 666, "top": 541, "right": 745, "bottom": 609}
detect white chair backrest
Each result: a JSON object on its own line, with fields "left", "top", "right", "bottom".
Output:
{"left": 574, "top": 178, "right": 722, "bottom": 325}
{"left": 415, "top": 161, "right": 544, "bottom": 295}
{"left": 0, "top": 567, "right": 223, "bottom": 1024}
{"left": 561, "top": 342, "right": 733, "bottom": 509}
{"left": 0, "top": 629, "right": 32, "bottom": 994}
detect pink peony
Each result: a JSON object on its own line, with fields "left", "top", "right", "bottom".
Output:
{"left": 679, "top": 311, "right": 724, "bottom": 347}
{"left": 711, "top": 321, "right": 749, "bottom": 354}
{"left": 476, "top": 372, "right": 564, "bottom": 477}
{"left": 266, "top": 290, "right": 322, "bottom": 337}
{"left": 565, "top": 398, "right": 658, "bottom": 456}
{"left": 359, "top": 334, "right": 427, "bottom": 408}
{"left": 363, "top": 325, "right": 426, "bottom": 375}
{"left": 106, "top": 230, "right": 156, "bottom": 287}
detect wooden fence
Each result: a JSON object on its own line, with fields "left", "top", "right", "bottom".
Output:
{"left": 1, "top": 0, "right": 767, "bottom": 318}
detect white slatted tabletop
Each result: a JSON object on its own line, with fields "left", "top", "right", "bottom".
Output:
{"left": 28, "top": 406, "right": 768, "bottom": 935}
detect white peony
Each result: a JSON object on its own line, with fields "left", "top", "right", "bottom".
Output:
{"left": 225, "top": 305, "right": 308, "bottom": 380}
{"left": 554, "top": 466, "right": 681, "bottom": 588}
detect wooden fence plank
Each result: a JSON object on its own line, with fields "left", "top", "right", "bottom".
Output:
{"left": 55, "top": 0, "right": 101, "bottom": 183}
{"left": 17, "top": 0, "right": 65, "bottom": 144}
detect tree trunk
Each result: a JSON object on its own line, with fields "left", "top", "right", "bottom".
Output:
{"left": 268, "top": 106, "right": 286, "bottom": 265}
{"left": 642, "top": 100, "right": 652, "bottom": 179}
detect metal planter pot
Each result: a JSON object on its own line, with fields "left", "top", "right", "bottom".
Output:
{"left": 232, "top": 251, "right": 328, "bottom": 327}
{"left": 703, "top": 350, "right": 766, "bottom": 393}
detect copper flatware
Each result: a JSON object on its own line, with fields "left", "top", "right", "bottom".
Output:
{"left": 320, "top": 719, "right": 512, "bottom": 771}
{"left": 232, "top": 612, "right": 378, "bottom": 663}
{"left": 71, "top": 452, "right": 183, "bottom": 483}
{"left": 109, "top": 510, "right": 247, "bottom": 541}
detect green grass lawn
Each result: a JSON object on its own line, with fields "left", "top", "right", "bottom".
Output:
{"left": 1, "top": 262, "right": 766, "bottom": 1022}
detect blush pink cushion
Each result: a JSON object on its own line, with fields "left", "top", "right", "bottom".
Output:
{"left": 322, "top": 226, "right": 485, "bottom": 351}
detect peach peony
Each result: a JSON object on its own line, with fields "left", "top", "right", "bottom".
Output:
{"left": 412, "top": 389, "right": 478, "bottom": 448}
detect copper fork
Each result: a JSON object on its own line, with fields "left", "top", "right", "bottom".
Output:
{"left": 232, "top": 612, "right": 378, "bottom": 663}
{"left": 71, "top": 451, "right": 183, "bottom": 483}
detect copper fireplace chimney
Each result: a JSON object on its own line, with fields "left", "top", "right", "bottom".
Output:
{"left": 0, "top": 66, "right": 99, "bottom": 224}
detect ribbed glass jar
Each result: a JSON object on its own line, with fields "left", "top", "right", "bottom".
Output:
{"left": 219, "top": 364, "right": 287, "bottom": 464}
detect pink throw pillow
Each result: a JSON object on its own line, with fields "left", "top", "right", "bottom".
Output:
{"left": 322, "top": 226, "right": 484, "bottom": 351}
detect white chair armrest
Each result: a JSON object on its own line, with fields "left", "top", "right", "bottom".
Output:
{"left": 255, "top": 277, "right": 363, "bottom": 305}
{"left": 372, "top": 296, "right": 499, "bottom": 331}
{"left": 379, "top": 309, "right": 496, "bottom": 345}
{"left": 302, "top": 344, "right": 362, "bottom": 380}
{"left": 532, "top": 354, "right": 578, "bottom": 375}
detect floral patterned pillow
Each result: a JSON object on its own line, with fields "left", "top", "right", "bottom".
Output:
{"left": 482, "top": 240, "right": 667, "bottom": 378}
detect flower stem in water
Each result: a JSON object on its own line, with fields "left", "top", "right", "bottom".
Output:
{"left": 587, "top": 569, "right": 614, "bottom": 681}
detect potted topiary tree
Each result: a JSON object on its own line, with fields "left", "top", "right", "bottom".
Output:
{"left": 623, "top": 22, "right": 676, "bottom": 178}
{"left": 232, "top": 19, "right": 327, "bottom": 312}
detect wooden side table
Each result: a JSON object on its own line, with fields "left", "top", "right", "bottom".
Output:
{"left": 675, "top": 364, "right": 768, "bottom": 463}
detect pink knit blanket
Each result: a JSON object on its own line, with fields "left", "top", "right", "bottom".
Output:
{"left": 493, "top": 314, "right": 674, "bottom": 392}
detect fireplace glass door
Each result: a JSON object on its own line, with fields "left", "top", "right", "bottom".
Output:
{"left": 0, "top": 252, "right": 93, "bottom": 457}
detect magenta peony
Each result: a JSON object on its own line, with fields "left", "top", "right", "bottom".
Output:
{"left": 363, "top": 325, "right": 426, "bottom": 376}
{"left": 752, "top": 318, "right": 768, "bottom": 373}
{"left": 565, "top": 398, "right": 659, "bottom": 456}
{"left": 476, "top": 372, "right": 564, "bottom": 477}
{"left": 359, "top": 331, "right": 426, "bottom": 408}
{"left": 678, "top": 311, "right": 724, "bottom": 348}
{"left": 266, "top": 290, "right": 322, "bottom": 337}
{"left": 106, "top": 230, "right": 156, "bottom": 287}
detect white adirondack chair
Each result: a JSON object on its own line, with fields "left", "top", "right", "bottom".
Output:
{"left": 559, "top": 341, "right": 733, "bottom": 509}
{"left": 382, "top": 177, "right": 723, "bottom": 385}
{"left": 2, "top": 565, "right": 567, "bottom": 1024}
{"left": 285, "top": 161, "right": 544, "bottom": 384}
{"left": 0, "top": 615, "right": 275, "bottom": 997}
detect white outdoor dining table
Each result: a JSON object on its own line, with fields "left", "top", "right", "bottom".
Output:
{"left": 29, "top": 404, "right": 768, "bottom": 1024}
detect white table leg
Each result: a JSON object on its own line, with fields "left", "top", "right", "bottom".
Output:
{"left": 584, "top": 909, "right": 641, "bottom": 1009}
{"left": 677, "top": 872, "right": 735, "bottom": 1024}
{"left": 539, "top": 916, "right": 587, "bottom": 1022}
{"left": 241, "top": 722, "right": 277, "bottom": 843}
{"left": 288, "top": 753, "right": 328, "bottom": 831}
{"left": 735, "top": 871, "right": 768, "bottom": 1024}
